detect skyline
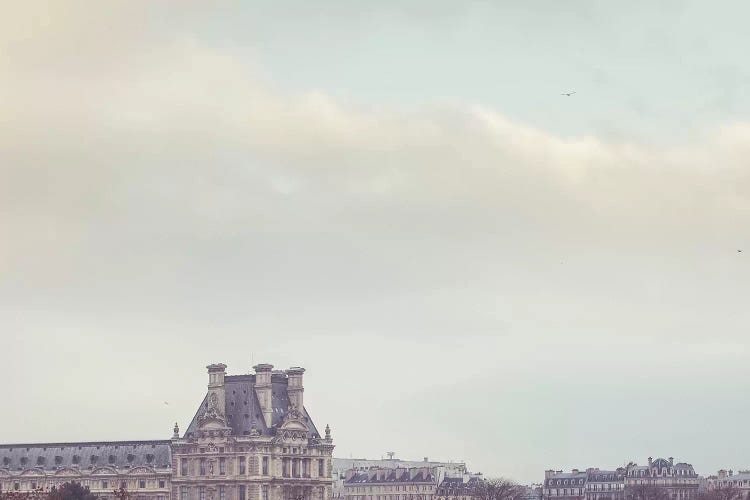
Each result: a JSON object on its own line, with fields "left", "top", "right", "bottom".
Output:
{"left": 2, "top": 1, "right": 750, "bottom": 485}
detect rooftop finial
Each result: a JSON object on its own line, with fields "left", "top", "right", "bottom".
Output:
{"left": 173, "top": 422, "right": 180, "bottom": 438}
{"left": 325, "top": 424, "right": 331, "bottom": 441}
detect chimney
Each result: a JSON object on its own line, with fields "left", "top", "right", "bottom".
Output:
{"left": 669, "top": 458, "right": 674, "bottom": 466}
{"left": 286, "top": 367, "right": 305, "bottom": 411}
{"left": 206, "top": 363, "right": 227, "bottom": 418}
{"left": 648, "top": 458, "right": 653, "bottom": 467}
{"left": 572, "top": 469, "right": 579, "bottom": 474}
{"left": 729, "top": 470, "right": 734, "bottom": 476}
{"left": 254, "top": 363, "right": 274, "bottom": 428}
{"left": 545, "top": 470, "right": 555, "bottom": 479}
{"left": 424, "top": 457, "right": 429, "bottom": 463}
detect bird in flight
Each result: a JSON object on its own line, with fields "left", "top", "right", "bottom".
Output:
{"left": 739, "top": 249, "right": 743, "bottom": 253}
{"left": 562, "top": 91, "right": 576, "bottom": 96}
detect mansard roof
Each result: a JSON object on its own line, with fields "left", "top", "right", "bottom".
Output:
{"left": 183, "top": 374, "right": 321, "bottom": 439}
{"left": 0, "top": 440, "right": 172, "bottom": 472}
{"left": 345, "top": 470, "right": 437, "bottom": 484}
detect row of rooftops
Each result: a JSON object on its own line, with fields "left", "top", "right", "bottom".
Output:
{"left": 344, "top": 468, "right": 437, "bottom": 484}
{"left": 544, "top": 459, "right": 699, "bottom": 487}
{"left": 0, "top": 441, "right": 172, "bottom": 472}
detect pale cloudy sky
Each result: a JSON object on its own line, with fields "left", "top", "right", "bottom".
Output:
{"left": 2, "top": 0, "right": 750, "bottom": 484}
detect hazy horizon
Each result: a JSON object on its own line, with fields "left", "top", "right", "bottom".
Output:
{"left": 2, "top": 1, "right": 749, "bottom": 484}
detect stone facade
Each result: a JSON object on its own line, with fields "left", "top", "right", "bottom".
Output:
{"left": 342, "top": 467, "right": 443, "bottom": 500}
{"left": 706, "top": 470, "right": 750, "bottom": 500}
{"left": 171, "top": 363, "right": 334, "bottom": 500}
{"left": 625, "top": 458, "right": 698, "bottom": 500}
{"left": 0, "top": 362, "right": 333, "bottom": 500}
{"left": 0, "top": 441, "right": 172, "bottom": 499}
{"left": 544, "top": 459, "right": 698, "bottom": 500}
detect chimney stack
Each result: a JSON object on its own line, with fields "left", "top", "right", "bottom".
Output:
{"left": 254, "top": 364, "right": 274, "bottom": 428}
{"left": 206, "top": 363, "right": 227, "bottom": 418}
{"left": 669, "top": 458, "right": 674, "bottom": 466}
{"left": 648, "top": 458, "right": 653, "bottom": 467}
{"left": 286, "top": 367, "right": 305, "bottom": 411}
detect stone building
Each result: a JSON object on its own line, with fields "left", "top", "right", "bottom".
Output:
{"left": 342, "top": 467, "right": 443, "bottom": 500}
{"left": 543, "top": 470, "right": 587, "bottom": 500}
{"left": 707, "top": 470, "right": 750, "bottom": 500}
{"left": 584, "top": 469, "right": 625, "bottom": 500}
{"left": 433, "top": 474, "right": 483, "bottom": 500}
{"left": 332, "top": 458, "right": 467, "bottom": 500}
{"left": 624, "top": 458, "right": 698, "bottom": 500}
{"left": 0, "top": 362, "right": 334, "bottom": 500}
{"left": 172, "top": 364, "right": 334, "bottom": 500}
{"left": 544, "top": 458, "right": 698, "bottom": 500}
{"left": 0, "top": 441, "right": 172, "bottom": 499}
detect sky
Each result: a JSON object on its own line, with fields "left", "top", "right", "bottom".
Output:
{"left": 1, "top": 0, "right": 750, "bottom": 484}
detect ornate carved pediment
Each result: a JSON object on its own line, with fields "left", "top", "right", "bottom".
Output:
{"left": 55, "top": 468, "right": 82, "bottom": 476}
{"left": 20, "top": 468, "right": 46, "bottom": 476}
{"left": 92, "top": 467, "right": 118, "bottom": 475}
{"left": 127, "top": 467, "right": 155, "bottom": 475}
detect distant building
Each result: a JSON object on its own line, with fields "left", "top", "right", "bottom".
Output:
{"left": 0, "top": 362, "right": 334, "bottom": 500}
{"left": 543, "top": 470, "right": 587, "bottom": 500}
{"left": 624, "top": 458, "right": 698, "bottom": 500}
{"left": 434, "top": 473, "right": 484, "bottom": 500}
{"left": 342, "top": 466, "right": 442, "bottom": 500}
{"left": 707, "top": 470, "right": 750, "bottom": 500}
{"left": 0, "top": 441, "right": 172, "bottom": 500}
{"left": 333, "top": 458, "right": 467, "bottom": 500}
{"left": 585, "top": 469, "right": 625, "bottom": 500}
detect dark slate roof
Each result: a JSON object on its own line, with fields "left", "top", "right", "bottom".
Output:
{"left": 586, "top": 470, "right": 624, "bottom": 482}
{"left": 345, "top": 470, "right": 436, "bottom": 484}
{"left": 437, "top": 476, "right": 483, "bottom": 493}
{"left": 0, "top": 441, "right": 171, "bottom": 471}
{"left": 184, "top": 375, "right": 320, "bottom": 439}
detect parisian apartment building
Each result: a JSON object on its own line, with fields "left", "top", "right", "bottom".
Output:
{"left": 706, "top": 470, "right": 750, "bottom": 499}
{"left": 0, "top": 363, "right": 334, "bottom": 500}
{"left": 543, "top": 458, "right": 699, "bottom": 500}
{"left": 340, "top": 464, "right": 483, "bottom": 500}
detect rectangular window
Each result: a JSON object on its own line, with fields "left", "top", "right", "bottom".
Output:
{"left": 220, "top": 486, "right": 225, "bottom": 500}
{"left": 293, "top": 459, "right": 299, "bottom": 478}
{"left": 181, "top": 487, "right": 188, "bottom": 500}
{"left": 159, "top": 481, "right": 166, "bottom": 489}
{"left": 318, "top": 459, "right": 324, "bottom": 478}
{"left": 200, "top": 459, "right": 207, "bottom": 476}
{"left": 181, "top": 459, "right": 188, "bottom": 476}
{"left": 262, "top": 457, "right": 269, "bottom": 475}
{"left": 283, "top": 458, "right": 290, "bottom": 478}
{"left": 263, "top": 485, "right": 269, "bottom": 500}
{"left": 239, "top": 457, "right": 246, "bottom": 475}
{"left": 140, "top": 481, "right": 146, "bottom": 489}
{"left": 103, "top": 481, "right": 109, "bottom": 489}
{"left": 302, "top": 459, "right": 308, "bottom": 478}
{"left": 121, "top": 482, "right": 127, "bottom": 490}
{"left": 220, "top": 458, "right": 226, "bottom": 475}
{"left": 240, "top": 486, "right": 246, "bottom": 500}
{"left": 200, "top": 487, "right": 206, "bottom": 500}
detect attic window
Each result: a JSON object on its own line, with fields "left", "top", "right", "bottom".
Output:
{"left": 3, "top": 457, "right": 10, "bottom": 466}
{"left": 72, "top": 455, "right": 81, "bottom": 464}
{"left": 37, "top": 457, "right": 46, "bottom": 465}
{"left": 146, "top": 454, "right": 154, "bottom": 464}
{"left": 90, "top": 455, "right": 98, "bottom": 463}
{"left": 109, "top": 455, "right": 116, "bottom": 464}
{"left": 55, "top": 456, "right": 63, "bottom": 465}
{"left": 20, "top": 457, "right": 28, "bottom": 465}
{"left": 127, "top": 454, "right": 135, "bottom": 463}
